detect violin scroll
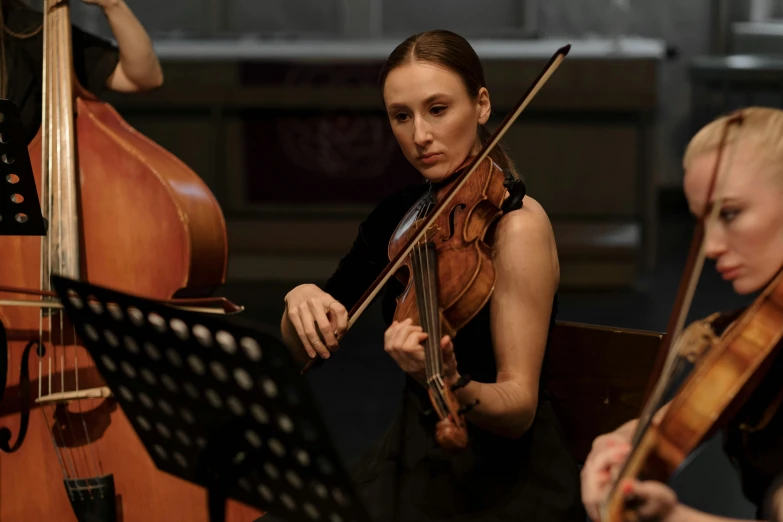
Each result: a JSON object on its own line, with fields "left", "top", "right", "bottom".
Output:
{"left": 431, "top": 376, "right": 478, "bottom": 451}
{"left": 435, "top": 417, "right": 468, "bottom": 451}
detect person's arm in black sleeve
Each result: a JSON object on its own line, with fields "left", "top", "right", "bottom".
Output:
{"left": 75, "top": 0, "right": 163, "bottom": 94}
{"left": 281, "top": 185, "right": 423, "bottom": 365}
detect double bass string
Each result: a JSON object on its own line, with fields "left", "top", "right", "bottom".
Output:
{"left": 36, "top": 0, "right": 76, "bottom": 487}
{"left": 58, "top": 0, "right": 103, "bottom": 482}
{"left": 56, "top": 0, "right": 103, "bottom": 484}
{"left": 41, "top": 0, "right": 78, "bottom": 486}
{"left": 34, "top": 0, "right": 86, "bottom": 492}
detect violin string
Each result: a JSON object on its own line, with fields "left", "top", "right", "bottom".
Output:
{"left": 411, "top": 235, "right": 430, "bottom": 381}
{"left": 420, "top": 198, "right": 438, "bottom": 382}
{"left": 413, "top": 200, "right": 434, "bottom": 383}
{"left": 425, "top": 197, "right": 443, "bottom": 379}
{"left": 425, "top": 243, "right": 441, "bottom": 378}
{"left": 412, "top": 245, "right": 426, "bottom": 379}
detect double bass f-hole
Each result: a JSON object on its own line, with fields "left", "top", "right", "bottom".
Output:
{"left": 0, "top": 340, "right": 39, "bottom": 453}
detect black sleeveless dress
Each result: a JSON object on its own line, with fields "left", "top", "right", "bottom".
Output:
{"left": 323, "top": 183, "right": 585, "bottom": 522}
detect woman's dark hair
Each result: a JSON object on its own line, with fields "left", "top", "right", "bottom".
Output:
{"left": 378, "top": 29, "right": 518, "bottom": 177}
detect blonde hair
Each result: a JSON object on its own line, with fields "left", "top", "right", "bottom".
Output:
{"left": 683, "top": 107, "right": 783, "bottom": 174}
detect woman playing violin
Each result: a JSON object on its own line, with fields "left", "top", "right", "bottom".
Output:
{"left": 1, "top": 0, "right": 162, "bottom": 142}
{"left": 581, "top": 107, "right": 783, "bottom": 522}
{"left": 280, "top": 29, "right": 583, "bottom": 522}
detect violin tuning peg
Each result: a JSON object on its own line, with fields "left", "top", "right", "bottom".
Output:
{"left": 450, "top": 374, "right": 471, "bottom": 391}
{"left": 458, "top": 399, "right": 479, "bottom": 416}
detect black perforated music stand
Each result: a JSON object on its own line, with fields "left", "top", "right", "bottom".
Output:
{"left": 0, "top": 99, "right": 45, "bottom": 236}
{"left": 51, "top": 275, "right": 371, "bottom": 522}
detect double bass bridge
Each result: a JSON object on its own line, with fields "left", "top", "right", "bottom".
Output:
{"left": 35, "top": 386, "right": 112, "bottom": 405}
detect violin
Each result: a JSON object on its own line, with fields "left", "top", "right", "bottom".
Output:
{"left": 386, "top": 156, "right": 509, "bottom": 450}
{"left": 300, "top": 44, "right": 572, "bottom": 449}
{"left": 600, "top": 112, "right": 783, "bottom": 521}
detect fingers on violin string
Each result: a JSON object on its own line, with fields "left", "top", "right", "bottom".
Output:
{"left": 592, "top": 431, "right": 628, "bottom": 454}
{"left": 440, "top": 334, "right": 453, "bottom": 348}
{"left": 402, "top": 331, "right": 428, "bottom": 353}
{"left": 594, "top": 446, "right": 631, "bottom": 473}
{"left": 588, "top": 433, "right": 614, "bottom": 450}
{"left": 581, "top": 447, "right": 628, "bottom": 502}
{"left": 392, "top": 323, "right": 421, "bottom": 351}
{"left": 385, "top": 324, "right": 404, "bottom": 352}
{"left": 440, "top": 336, "right": 456, "bottom": 360}
{"left": 383, "top": 323, "right": 395, "bottom": 346}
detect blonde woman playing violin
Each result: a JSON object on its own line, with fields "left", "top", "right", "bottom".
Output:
{"left": 581, "top": 107, "right": 783, "bottom": 522}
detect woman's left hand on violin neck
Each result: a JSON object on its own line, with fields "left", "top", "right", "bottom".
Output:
{"left": 383, "top": 318, "right": 458, "bottom": 388}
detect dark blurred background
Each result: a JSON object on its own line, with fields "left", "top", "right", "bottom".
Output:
{"left": 61, "top": 0, "right": 783, "bottom": 517}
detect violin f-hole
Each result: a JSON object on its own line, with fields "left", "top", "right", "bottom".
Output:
{"left": 443, "top": 204, "right": 467, "bottom": 241}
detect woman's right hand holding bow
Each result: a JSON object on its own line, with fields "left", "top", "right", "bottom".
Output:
{"left": 282, "top": 284, "right": 348, "bottom": 361}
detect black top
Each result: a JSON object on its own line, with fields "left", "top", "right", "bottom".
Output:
{"left": 324, "top": 182, "right": 584, "bottom": 522}
{"left": 3, "top": 5, "right": 119, "bottom": 143}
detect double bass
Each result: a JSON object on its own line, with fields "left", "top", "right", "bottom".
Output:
{"left": 0, "top": 1, "right": 262, "bottom": 520}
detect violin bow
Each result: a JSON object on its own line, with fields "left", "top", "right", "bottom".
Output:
{"left": 631, "top": 111, "right": 745, "bottom": 446}
{"left": 301, "top": 43, "right": 572, "bottom": 374}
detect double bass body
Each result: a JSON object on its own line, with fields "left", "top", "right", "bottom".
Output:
{"left": 0, "top": 22, "right": 261, "bottom": 522}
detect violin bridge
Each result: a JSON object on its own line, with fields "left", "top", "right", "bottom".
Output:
{"left": 35, "top": 386, "right": 112, "bottom": 405}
